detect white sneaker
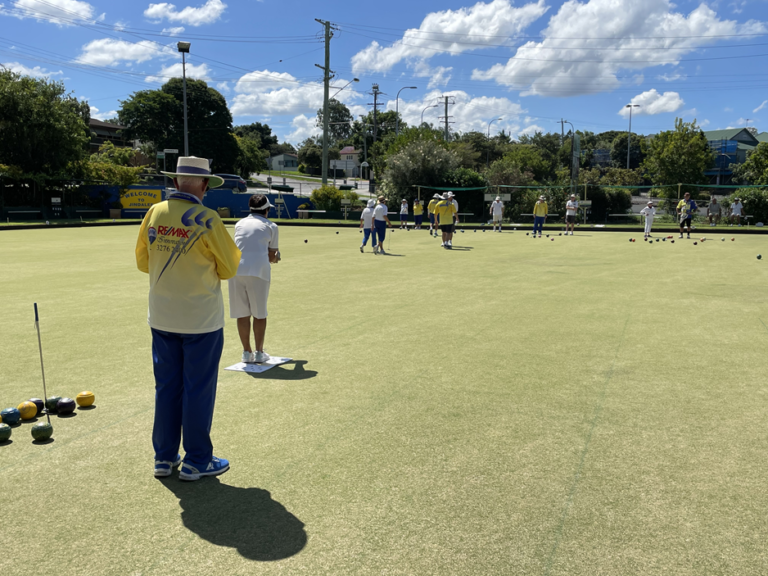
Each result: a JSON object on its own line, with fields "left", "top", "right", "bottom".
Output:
{"left": 373, "top": 245, "right": 379, "bottom": 254}
{"left": 440, "top": 242, "right": 445, "bottom": 246}
{"left": 241, "top": 351, "right": 255, "bottom": 363}
{"left": 253, "top": 351, "right": 270, "bottom": 363}
{"left": 448, "top": 240, "right": 452, "bottom": 246}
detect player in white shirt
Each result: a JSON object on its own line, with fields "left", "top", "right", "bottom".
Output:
{"left": 489, "top": 196, "right": 504, "bottom": 232}
{"left": 399, "top": 199, "right": 409, "bottom": 229}
{"left": 229, "top": 194, "right": 280, "bottom": 364}
{"left": 730, "top": 198, "right": 743, "bottom": 226}
{"left": 359, "top": 199, "right": 375, "bottom": 253}
{"left": 372, "top": 196, "right": 392, "bottom": 254}
{"left": 565, "top": 194, "right": 579, "bottom": 235}
{"left": 640, "top": 200, "right": 656, "bottom": 239}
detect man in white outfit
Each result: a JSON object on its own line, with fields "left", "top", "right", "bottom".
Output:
{"left": 730, "top": 197, "right": 743, "bottom": 226}
{"left": 640, "top": 200, "right": 655, "bottom": 239}
{"left": 359, "top": 199, "right": 375, "bottom": 252}
{"left": 229, "top": 194, "right": 280, "bottom": 364}
{"left": 565, "top": 194, "right": 579, "bottom": 235}
{"left": 490, "top": 196, "right": 504, "bottom": 232}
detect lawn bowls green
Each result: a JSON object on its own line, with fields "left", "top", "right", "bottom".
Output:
{"left": 0, "top": 423, "right": 11, "bottom": 442}
{"left": 45, "top": 396, "right": 62, "bottom": 413}
{"left": 31, "top": 422, "right": 53, "bottom": 441}
{"left": 1, "top": 408, "right": 21, "bottom": 426}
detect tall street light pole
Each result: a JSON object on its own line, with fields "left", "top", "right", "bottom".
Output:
{"left": 564, "top": 120, "right": 575, "bottom": 193}
{"left": 177, "top": 42, "right": 191, "bottom": 157}
{"left": 421, "top": 103, "right": 438, "bottom": 125}
{"left": 486, "top": 117, "right": 502, "bottom": 168}
{"left": 395, "top": 86, "right": 417, "bottom": 135}
{"left": 625, "top": 104, "right": 640, "bottom": 170}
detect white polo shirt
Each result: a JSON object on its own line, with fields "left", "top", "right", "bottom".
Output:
{"left": 640, "top": 206, "right": 656, "bottom": 218}
{"left": 361, "top": 207, "right": 373, "bottom": 227}
{"left": 400, "top": 202, "right": 408, "bottom": 214}
{"left": 566, "top": 200, "right": 579, "bottom": 216}
{"left": 373, "top": 203, "right": 388, "bottom": 221}
{"left": 233, "top": 213, "right": 279, "bottom": 282}
{"left": 731, "top": 201, "right": 743, "bottom": 216}
{"left": 491, "top": 201, "right": 503, "bottom": 215}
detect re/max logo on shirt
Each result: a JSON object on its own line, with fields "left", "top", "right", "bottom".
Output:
{"left": 157, "top": 226, "right": 191, "bottom": 239}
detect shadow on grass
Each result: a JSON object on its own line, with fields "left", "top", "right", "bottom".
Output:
{"left": 32, "top": 438, "right": 54, "bottom": 445}
{"left": 247, "top": 361, "right": 317, "bottom": 381}
{"left": 0, "top": 440, "right": 12, "bottom": 447}
{"left": 161, "top": 478, "right": 306, "bottom": 561}
{"left": 77, "top": 405, "right": 97, "bottom": 411}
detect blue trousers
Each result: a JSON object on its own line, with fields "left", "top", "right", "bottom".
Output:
{"left": 374, "top": 220, "right": 387, "bottom": 245}
{"left": 362, "top": 228, "right": 375, "bottom": 246}
{"left": 533, "top": 216, "right": 545, "bottom": 235}
{"left": 151, "top": 328, "right": 223, "bottom": 468}
{"left": 415, "top": 215, "right": 423, "bottom": 226}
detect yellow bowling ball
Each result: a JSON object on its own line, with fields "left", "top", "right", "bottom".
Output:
{"left": 76, "top": 391, "right": 95, "bottom": 407}
{"left": 17, "top": 401, "right": 38, "bottom": 420}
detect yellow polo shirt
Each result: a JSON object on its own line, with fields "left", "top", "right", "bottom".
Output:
{"left": 413, "top": 202, "right": 424, "bottom": 216}
{"left": 428, "top": 199, "right": 438, "bottom": 214}
{"left": 434, "top": 200, "right": 457, "bottom": 226}
{"left": 136, "top": 196, "right": 241, "bottom": 334}
{"left": 533, "top": 201, "right": 548, "bottom": 217}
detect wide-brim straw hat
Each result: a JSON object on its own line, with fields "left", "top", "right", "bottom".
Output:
{"left": 161, "top": 156, "right": 225, "bottom": 189}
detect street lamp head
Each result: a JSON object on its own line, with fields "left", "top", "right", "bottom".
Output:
{"left": 625, "top": 104, "right": 640, "bottom": 108}
{"left": 407, "top": 86, "right": 417, "bottom": 89}
{"left": 177, "top": 41, "right": 191, "bottom": 53}
{"left": 353, "top": 78, "right": 359, "bottom": 82}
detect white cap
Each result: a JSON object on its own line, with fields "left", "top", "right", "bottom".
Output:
{"left": 446, "top": 191, "right": 454, "bottom": 197}
{"left": 367, "top": 199, "right": 375, "bottom": 207}
{"left": 432, "top": 193, "right": 442, "bottom": 199}
{"left": 647, "top": 200, "right": 653, "bottom": 205}
{"left": 495, "top": 196, "right": 500, "bottom": 201}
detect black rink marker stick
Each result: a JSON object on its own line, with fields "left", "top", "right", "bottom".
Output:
{"left": 34, "top": 303, "right": 51, "bottom": 424}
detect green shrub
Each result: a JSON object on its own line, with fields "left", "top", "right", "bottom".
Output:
{"left": 721, "top": 189, "right": 768, "bottom": 224}
{"left": 298, "top": 164, "right": 306, "bottom": 174}
{"left": 310, "top": 184, "right": 343, "bottom": 211}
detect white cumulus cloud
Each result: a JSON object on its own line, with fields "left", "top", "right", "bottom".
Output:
{"left": 231, "top": 70, "right": 362, "bottom": 116}
{"left": 472, "top": 0, "right": 767, "bottom": 97}
{"left": 286, "top": 114, "right": 320, "bottom": 143}
{"left": 754, "top": 100, "right": 768, "bottom": 113}
{"left": 161, "top": 26, "right": 185, "bottom": 36}
{"left": 618, "top": 89, "right": 684, "bottom": 117}
{"left": 76, "top": 39, "right": 175, "bottom": 66}
{"left": 145, "top": 62, "right": 211, "bottom": 83}
{"left": 2, "top": 61, "right": 62, "bottom": 77}
{"left": 144, "top": 0, "right": 226, "bottom": 27}
{"left": 8, "top": 0, "right": 96, "bottom": 25}
{"left": 351, "top": 0, "right": 548, "bottom": 75}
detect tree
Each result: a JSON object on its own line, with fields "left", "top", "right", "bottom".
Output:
{"left": 90, "top": 141, "right": 141, "bottom": 167}
{"left": 298, "top": 139, "right": 323, "bottom": 170}
{"left": 643, "top": 118, "right": 713, "bottom": 192}
{"left": 501, "top": 145, "right": 550, "bottom": 182}
{"left": 610, "top": 132, "right": 647, "bottom": 169}
{"left": 383, "top": 139, "right": 459, "bottom": 198}
{"left": 732, "top": 143, "right": 768, "bottom": 185}
{"left": 119, "top": 78, "right": 239, "bottom": 173}
{"left": 270, "top": 141, "right": 297, "bottom": 156}
{"left": 0, "top": 69, "right": 90, "bottom": 175}
{"left": 310, "top": 184, "right": 344, "bottom": 210}
{"left": 316, "top": 99, "right": 354, "bottom": 147}
{"left": 234, "top": 122, "right": 278, "bottom": 150}
{"left": 516, "top": 131, "right": 567, "bottom": 181}
{"left": 234, "top": 136, "right": 266, "bottom": 178}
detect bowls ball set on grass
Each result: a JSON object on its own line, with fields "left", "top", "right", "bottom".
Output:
{"left": 45, "top": 396, "right": 62, "bottom": 413}
{"left": 1, "top": 408, "right": 21, "bottom": 426}
{"left": 76, "top": 391, "right": 95, "bottom": 407}
{"left": 0, "top": 423, "right": 12, "bottom": 442}
{"left": 29, "top": 398, "right": 45, "bottom": 414}
{"left": 57, "top": 398, "right": 76, "bottom": 415}
{"left": 17, "top": 401, "right": 38, "bottom": 420}
{"left": 31, "top": 422, "right": 53, "bottom": 441}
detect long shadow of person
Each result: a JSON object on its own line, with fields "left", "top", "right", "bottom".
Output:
{"left": 248, "top": 360, "right": 318, "bottom": 381}
{"left": 160, "top": 478, "right": 307, "bottom": 561}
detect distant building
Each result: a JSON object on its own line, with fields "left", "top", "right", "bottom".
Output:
{"left": 336, "top": 146, "right": 362, "bottom": 177}
{"left": 89, "top": 118, "right": 129, "bottom": 150}
{"left": 703, "top": 128, "right": 761, "bottom": 184}
{"left": 267, "top": 153, "right": 298, "bottom": 170}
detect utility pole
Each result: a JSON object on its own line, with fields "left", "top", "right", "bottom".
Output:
{"left": 438, "top": 95, "right": 455, "bottom": 141}
{"left": 367, "top": 83, "right": 384, "bottom": 194}
{"left": 315, "top": 19, "right": 336, "bottom": 185}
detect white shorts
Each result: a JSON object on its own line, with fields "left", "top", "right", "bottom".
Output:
{"left": 228, "top": 276, "right": 270, "bottom": 319}
{"left": 493, "top": 214, "right": 502, "bottom": 223}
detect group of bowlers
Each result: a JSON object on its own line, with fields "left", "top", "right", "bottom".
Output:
{"left": 640, "top": 192, "right": 742, "bottom": 240}
{"left": 359, "top": 192, "right": 511, "bottom": 251}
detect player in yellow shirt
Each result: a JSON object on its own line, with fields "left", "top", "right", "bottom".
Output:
{"left": 413, "top": 199, "right": 424, "bottom": 229}
{"left": 532, "top": 195, "right": 548, "bottom": 237}
{"left": 427, "top": 193, "right": 441, "bottom": 237}
{"left": 434, "top": 194, "right": 458, "bottom": 248}
{"left": 136, "top": 157, "right": 241, "bottom": 482}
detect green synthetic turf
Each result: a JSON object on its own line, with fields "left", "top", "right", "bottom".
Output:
{"left": 1, "top": 226, "right": 767, "bottom": 576}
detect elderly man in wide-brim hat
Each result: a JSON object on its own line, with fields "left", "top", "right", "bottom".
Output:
{"left": 136, "top": 156, "right": 241, "bottom": 481}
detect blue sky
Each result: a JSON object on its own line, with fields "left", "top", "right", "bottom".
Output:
{"left": 2, "top": 0, "right": 767, "bottom": 146}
